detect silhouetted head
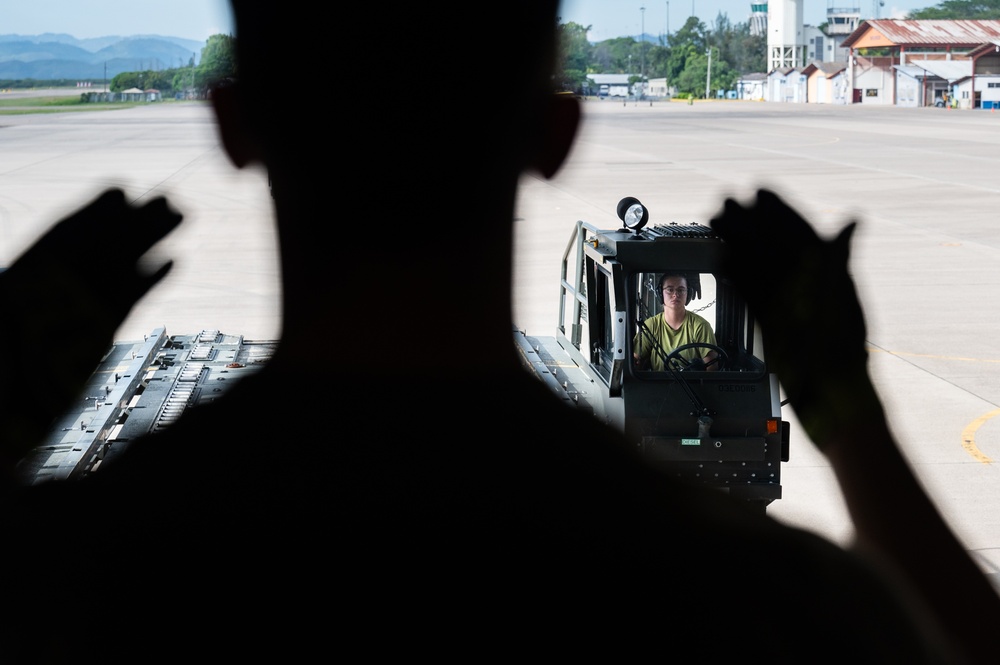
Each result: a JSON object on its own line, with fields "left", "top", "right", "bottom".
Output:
{"left": 220, "top": 1, "right": 577, "bottom": 204}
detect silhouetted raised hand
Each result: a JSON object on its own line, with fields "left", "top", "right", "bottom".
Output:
{"left": 0, "top": 188, "right": 181, "bottom": 481}
{"left": 710, "top": 189, "right": 877, "bottom": 448}
{"left": 712, "top": 189, "right": 1000, "bottom": 665}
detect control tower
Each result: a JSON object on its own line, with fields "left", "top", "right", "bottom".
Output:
{"left": 767, "top": 0, "right": 806, "bottom": 71}
{"left": 827, "top": 2, "right": 862, "bottom": 36}
{"left": 750, "top": 2, "right": 768, "bottom": 37}
{"left": 824, "top": 2, "right": 862, "bottom": 63}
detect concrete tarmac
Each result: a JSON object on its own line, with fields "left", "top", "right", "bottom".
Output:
{"left": 515, "top": 98, "right": 1000, "bottom": 582}
{"left": 0, "top": 99, "right": 279, "bottom": 342}
{"left": 4, "top": 97, "right": 1000, "bottom": 582}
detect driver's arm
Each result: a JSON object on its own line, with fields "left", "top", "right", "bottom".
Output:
{"left": 632, "top": 326, "right": 652, "bottom": 370}
{"left": 697, "top": 319, "right": 719, "bottom": 371}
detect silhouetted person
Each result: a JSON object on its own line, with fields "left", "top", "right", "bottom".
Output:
{"left": 2, "top": 2, "right": 998, "bottom": 663}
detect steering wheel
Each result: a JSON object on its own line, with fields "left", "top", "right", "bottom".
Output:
{"left": 665, "top": 342, "right": 729, "bottom": 371}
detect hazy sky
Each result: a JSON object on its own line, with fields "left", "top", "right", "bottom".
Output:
{"left": 0, "top": 1, "right": 942, "bottom": 45}
{"left": 1, "top": 0, "right": 233, "bottom": 41}
{"left": 559, "top": 0, "right": 937, "bottom": 42}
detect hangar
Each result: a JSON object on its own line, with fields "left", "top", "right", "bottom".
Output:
{"left": 842, "top": 19, "right": 1000, "bottom": 108}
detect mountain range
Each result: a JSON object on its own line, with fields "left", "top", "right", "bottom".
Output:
{"left": 0, "top": 34, "right": 208, "bottom": 81}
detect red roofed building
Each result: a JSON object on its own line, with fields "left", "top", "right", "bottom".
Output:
{"left": 841, "top": 19, "right": 1000, "bottom": 107}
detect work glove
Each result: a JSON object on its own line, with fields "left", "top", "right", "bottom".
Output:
{"left": 709, "top": 189, "right": 880, "bottom": 448}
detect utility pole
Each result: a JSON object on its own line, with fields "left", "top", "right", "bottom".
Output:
{"left": 705, "top": 47, "right": 711, "bottom": 99}
{"left": 640, "top": 6, "right": 646, "bottom": 79}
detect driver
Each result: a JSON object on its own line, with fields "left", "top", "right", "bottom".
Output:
{"left": 633, "top": 272, "right": 719, "bottom": 371}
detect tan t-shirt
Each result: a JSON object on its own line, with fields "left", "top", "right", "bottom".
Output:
{"left": 633, "top": 311, "right": 716, "bottom": 371}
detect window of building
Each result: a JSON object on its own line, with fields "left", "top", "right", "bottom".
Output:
{"left": 866, "top": 89, "right": 879, "bottom": 97}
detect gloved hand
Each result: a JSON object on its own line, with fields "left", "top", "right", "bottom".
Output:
{"left": 0, "top": 188, "right": 182, "bottom": 478}
{"left": 709, "top": 189, "right": 881, "bottom": 448}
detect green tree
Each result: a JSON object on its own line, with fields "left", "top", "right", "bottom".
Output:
{"left": 590, "top": 36, "right": 641, "bottom": 73}
{"left": 110, "top": 71, "right": 139, "bottom": 92}
{"left": 673, "top": 46, "right": 737, "bottom": 97}
{"left": 707, "top": 13, "right": 765, "bottom": 75}
{"left": 171, "top": 67, "right": 196, "bottom": 94}
{"left": 198, "top": 33, "right": 237, "bottom": 89}
{"left": 727, "top": 28, "right": 767, "bottom": 74}
{"left": 666, "top": 43, "right": 695, "bottom": 86}
{"left": 672, "top": 16, "right": 709, "bottom": 54}
{"left": 109, "top": 33, "right": 234, "bottom": 98}
{"left": 908, "top": 0, "right": 1000, "bottom": 18}
{"left": 558, "top": 21, "right": 591, "bottom": 92}
{"left": 642, "top": 44, "right": 670, "bottom": 78}
{"left": 560, "top": 12, "right": 765, "bottom": 96}
{"left": 664, "top": 17, "right": 708, "bottom": 85}
{"left": 110, "top": 69, "right": 174, "bottom": 93}
{"left": 171, "top": 54, "right": 198, "bottom": 95}
{"left": 706, "top": 47, "right": 738, "bottom": 95}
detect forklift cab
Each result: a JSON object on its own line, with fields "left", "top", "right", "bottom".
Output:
{"left": 553, "top": 197, "right": 788, "bottom": 510}
{"left": 631, "top": 269, "right": 765, "bottom": 376}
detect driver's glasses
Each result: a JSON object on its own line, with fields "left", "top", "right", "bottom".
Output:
{"left": 663, "top": 287, "right": 687, "bottom": 296}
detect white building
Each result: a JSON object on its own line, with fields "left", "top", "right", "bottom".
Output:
{"left": 735, "top": 73, "right": 767, "bottom": 100}
{"left": 767, "top": 0, "right": 806, "bottom": 70}
{"left": 646, "top": 77, "right": 672, "bottom": 98}
{"left": 766, "top": 67, "right": 807, "bottom": 102}
{"left": 803, "top": 61, "right": 848, "bottom": 103}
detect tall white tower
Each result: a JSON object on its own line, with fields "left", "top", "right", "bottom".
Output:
{"left": 767, "top": 0, "right": 805, "bottom": 71}
{"left": 750, "top": 2, "right": 768, "bottom": 37}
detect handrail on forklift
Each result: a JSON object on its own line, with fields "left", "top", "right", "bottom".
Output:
{"left": 557, "top": 220, "right": 601, "bottom": 348}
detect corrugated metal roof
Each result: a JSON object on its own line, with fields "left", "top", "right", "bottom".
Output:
{"left": 803, "top": 61, "right": 847, "bottom": 76}
{"left": 894, "top": 64, "right": 930, "bottom": 79}
{"left": 906, "top": 58, "right": 972, "bottom": 81}
{"left": 843, "top": 19, "right": 1000, "bottom": 48}
{"left": 970, "top": 40, "right": 1000, "bottom": 57}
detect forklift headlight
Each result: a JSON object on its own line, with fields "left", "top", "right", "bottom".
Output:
{"left": 617, "top": 196, "right": 649, "bottom": 232}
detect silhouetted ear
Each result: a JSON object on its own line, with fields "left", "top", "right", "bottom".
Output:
{"left": 531, "top": 93, "right": 581, "bottom": 179}
{"left": 210, "top": 82, "right": 263, "bottom": 169}
{"left": 832, "top": 220, "right": 857, "bottom": 268}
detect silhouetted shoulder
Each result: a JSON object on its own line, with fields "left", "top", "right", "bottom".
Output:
{"left": 0, "top": 366, "right": 945, "bottom": 661}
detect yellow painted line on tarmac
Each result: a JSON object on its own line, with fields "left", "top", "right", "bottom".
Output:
{"left": 961, "top": 409, "right": 1000, "bottom": 464}
{"left": 868, "top": 348, "right": 1000, "bottom": 463}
